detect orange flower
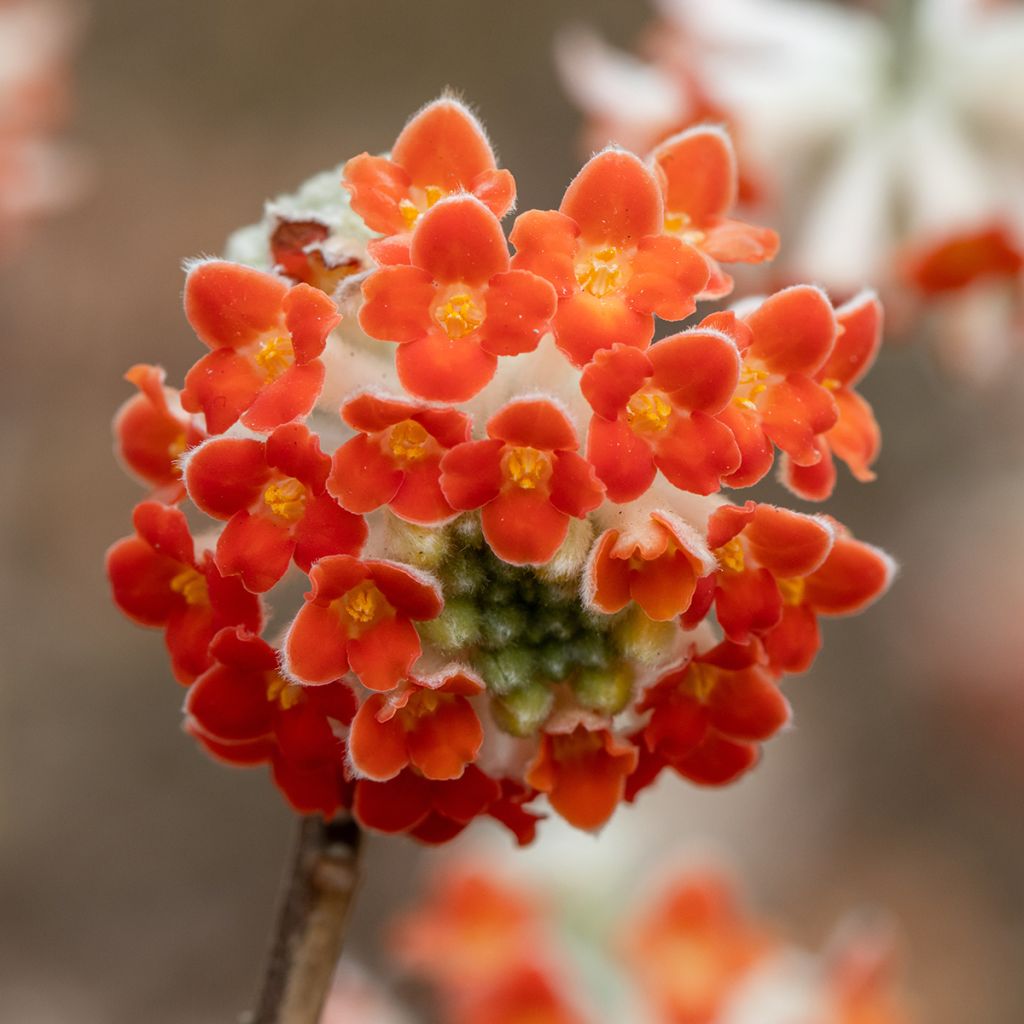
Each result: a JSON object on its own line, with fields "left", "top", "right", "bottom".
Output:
{"left": 344, "top": 96, "right": 516, "bottom": 239}
{"left": 526, "top": 724, "right": 639, "bottom": 831}
{"left": 511, "top": 148, "right": 710, "bottom": 366}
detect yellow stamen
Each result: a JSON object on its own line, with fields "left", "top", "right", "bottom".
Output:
{"left": 733, "top": 363, "right": 770, "bottom": 411}
{"left": 504, "top": 446, "right": 550, "bottom": 490}
{"left": 263, "top": 477, "right": 306, "bottom": 521}
{"left": 424, "top": 185, "right": 445, "bottom": 208}
{"left": 664, "top": 211, "right": 706, "bottom": 247}
{"left": 343, "top": 582, "right": 380, "bottom": 624}
{"left": 689, "top": 661, "right": 717, "bottom": 702}
{"left": 436, "top": 292, "right": 484, "bottom": 340}
{"left": 576, "top": 246, "right": 622, "bottom": 298}
{"left": 821, "top": 377, "right": 841, "bottom": 391}
{"left": 716, "top": 537, "right": 745, "bottom": 574}
{"left": 777, "top": 576, "right": 806, "bottom": 606}
{"left": 168, "top": 433, "right": 187, "bottom": 461}
{"left": 626, "top": 390, "right": 673, "bottom": 433}
{"left": 399, "top": 199, "right": 420, "bottom": 228}
{"left": 389, "top": 419, "right": 430, "bottom": 463}
{"left": 169, "top": 567, "right": 208, "bottom": 605}
{"left": 266, "top": 673, "right": 302, "bottom": 710}
{"left": 255, "top": 336, "right": 294, "bottom": 381}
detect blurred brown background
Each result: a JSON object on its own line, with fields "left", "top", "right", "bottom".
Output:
{"left": 2, "top": 1, "right": 1023, "bottom": 1021}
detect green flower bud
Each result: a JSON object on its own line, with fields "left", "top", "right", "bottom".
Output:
{"left": 418, "top": 597, "right": 480, "bottom": 652}
{"left": 491, "top": 683, "right": 554, "bottom": 737}
{"left": 479, "top": 604, "right": 528, "bottom": 649}
{"left": 573, "top": 662, "right": 634, "bottom": 716}
{"left": 615, "top": 607, "right": 678, "bottom": 665}
{"left": 475, "top": 646, "right": 538, "bottom": 694}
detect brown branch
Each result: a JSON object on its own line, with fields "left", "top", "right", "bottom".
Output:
{"left": 246, "top": 814, "right": 363, "bottom": 1024}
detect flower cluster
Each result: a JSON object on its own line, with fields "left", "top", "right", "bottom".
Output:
{"left": 385, "top": 862, "right": 915, "bottom": 1024}
{"left": 108, "top": 96, "right": 892, "bottom": 841}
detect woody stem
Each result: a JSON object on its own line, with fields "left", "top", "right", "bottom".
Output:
{"left": 248, "top": 814, "right": 364, "bottom": 1024}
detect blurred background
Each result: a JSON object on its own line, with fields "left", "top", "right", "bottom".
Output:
{"left": 2, "top": 0, "right": 1023, "bottom": 1021}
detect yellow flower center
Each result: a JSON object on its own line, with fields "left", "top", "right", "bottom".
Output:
{"left": 388, "top": 419, "right": 430, "bottom": 463}
{"left": 266, "top": 672, "right": 302, "bottom": 710}
{"left": 338, "top": 580, "right": 388, "bottom": 628}
{"left": 503, "top": 446, "right": 550, "bottom": 490}
{"left": 688, "top": 661, "right": 718, "bottom": 703}
{"left": 168, "top": 433, "right": 187, "bottom": 461}
{"left": 664, "top": 211, "right": 707, "bottom": 247}
{"left": 776, "top": 576, "right": 806, "bottom": 606}
{"left": 626, "top": 390, "right": 673, "bottom": 433}
{"left": 399, "top": 185, "right": 445, "bottom": 228}
{"left": 255, "top": 335, "right": 294, "bottom": 381}
{"left": 821, "top": 377, "right": 841, "bottom": 391}
{"left": 716, "top": 538, "right": 745, "bottom": 574}
{"left": 732, "top": 363, "right": 770, "bottom": 411}
{"left": 576, "top": 246, "right": 622, "bottom": 298}
{"left": 436, "top": 292, "right": 484, "bottom": 340}
{"left": 263, "top": 477, "right": 306, "bottom": 521}
{"left": 169, "top": 567, "right": 208, "bottom": 605}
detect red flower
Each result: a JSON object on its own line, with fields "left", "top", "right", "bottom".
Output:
{"left": 763, "top": 523, "right": 895, "bottom": 674}
{"left": 439, "top": 399, "right": 604, "bottom": 565}
{"left": 106, "top": 501, "right": 263, "bottom": 683}
{"left": 638, "top": 641, "right": 789, "bottom": 788}
{"left": 328, "top": 393, "right": 470, "bottom": 524}
{"left": 180, "top": 260, "right": 340, "bottom": 434}
{"left": 690, "top": 501, "right": 836, "bottom": 645}
{"left": 783, "top": 291, "right": 883, "bottom": 501}
{"left": 453, "top": 965, "right": 588, "bottom": 1024}
{"left": 902, "top": 222, "right": 1024, "bottom": 294}
{"left": 283, "top": 555, "right": 443, "bottom": 690}
{"left": 269, "top": 218, "right": 364, "bottom": 292}
{"left": 510, "top": 148, "right": 709, "bottom": 367}
{"left": 183, "top": 422, "right": 367, "bottom": 594}
{"left": 582, "top": 328, "right": 741, "bottom": 500}
{"left": 525, "top": 724, "right": 639, "bottom": 831}
{"left": 185, "top": 626, "right": 356, "bottom": 798}
{"left": 358, "top": 195, "right": 557, "bottom": 401}
{"left": 113, "top": 363, "right": 205, "bottom": 502}
{"left": 353, "top": 763, "right": 501, "bottom": 844}
{"left": 348, "top": 667, "right": 485, "bottom": 782}
{"left": 344, "top": 96, "right": 516, "bottom": 238}
{"left": 584, "top": 510, "right": 716, "bottom": 621}
{"left": 649, "top": 125, "right": 778, "bottom": 298}
{"left": 707, "top": 285, "right": 840, "bottom": 487}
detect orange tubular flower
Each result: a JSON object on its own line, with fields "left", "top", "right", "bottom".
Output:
{"left": 328, "top": 393, "right": 471, "bottom": 524}
{"left": 348, "top": 668, "right": 485, "bottom": 782}
{"left": 184, "top": 422, "right": 367, "bottom": 594}
{"left": 708, "top": 285, "right": 840, "bottom": 488}
{"left": 582, "top": 328, "right": 741, "bottom": 500}
{"left": 623, "top": 869, "right": 776, "bottom": 1024}
{"left": 180, "top": 260, "right": 340, "bottom": 434}
{"left": 440, "top": 399, "right": 604, "bottom": 565}
{"left": 649, "top": 125, "right": 778, "bottom": 299}
{"left": 343, "top": 96, "right": 516, "bottom": 240}
{"left": 637, "top": 641, "right": 790, "bottom": 789}
{"left": 784, "top": 291, "right": 884, "bottom": 501}
{"left": 113, "top": 364, "right": 205, "bottom": 503}
{"left": 510, "top": 147, "right": 710, "bottom": 367}
{"left": 764, "top": 522, "right": 895, "bottom": 675}
{"left": 358, "top": 195, "right": 557, "bottom": 402}
{"left": 106, "top": 501, "right": 263, "bottom": 684}
{"left": 692, "top": 501, "right": 836, "bottom": 645}
{"left": 526, "top": 724, "right": 639, "bottom": 831}
{"left": 584, "top": 510, "right": 716, "bottom": 621}
{"left": 185, "top": 626, "right": 356, "bottom": 813}
{"left": 283, "top": 554, "right": 442, "bottom": 690}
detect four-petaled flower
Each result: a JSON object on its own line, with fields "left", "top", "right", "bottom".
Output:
{"left": 510, "top": 147, "right": 710, "bottom": 367}
{"left": 344, "top": 96, "right": 516, "bottom": 239}
{"left": 106, "top": 501, "right": 263, "bottom": 683}
{"left": 582, "top": 329, "right": 742, "bottom": 499}
{"left": 184, "top": 422, "right": 367, "bottom": 593}
{"left": 359, "top": 195, "right": 558, "bottom": 401}
{"left": 348, "top": 667, "right": 485, "bottom": 781}
{"left": 650, "top": 125, "right": 778, "bottom": 298}
{"left": 181, "top": 260, "right": 340, "bottom": 434}
{"left": 328, "top": 393, "right": 470, "bottom": 524}
{"left": 440, "top": 399, "right": 605, "bottom": 565}
{"left": 284, "top": 555, "right": 443, "bottom": 690}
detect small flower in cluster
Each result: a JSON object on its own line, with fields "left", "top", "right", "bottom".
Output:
{"left": 387, "top": 861, "right": 917, "bottom": 1024}
{"left": 107, "top": 95, "right": 892, "bottom": 841}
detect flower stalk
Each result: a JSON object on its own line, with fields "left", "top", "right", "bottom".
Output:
{"left": 249, "top": 814, "right": 363, "bottom": 1024}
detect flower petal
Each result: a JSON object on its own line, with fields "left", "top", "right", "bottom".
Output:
{"left": 482, "top": 489, "right": 569, "bottom": 565}
{"left": 587, "top": 414, "right": 657, "bottom": 503}
{"left": 343, "top": 153, "right": 411, "bottom": 235}
{"left": 760, "top": 376, "right": 838, "bottom": 466}
{"left": 348, "top": 616, "right": 423, "bottom": 692}
{"left": 554, "top": 291, "right": 653, "bottom": 367}
{"left": 509, "top": 209, "right": 580, "bottom": 296}
{"left": 580, "top": 343, "right": 653, "bottom": 420}
{"left": 181, "top": 349, "right": 263, "bottom": 435}
{"left": 411, "top": 195, "right": 509, "bottom": 286}
{"left": 649, "top": 329, "right": 741, "bottom": 414}
{"left": 823, "top": 290, "right": 883, "bottom": 386}
{"left": 396, "top": 330, "right": 497, "bottom": 402}
{"left": 407, "top": 696, "right": 484, "bottom": 780}
{"left": 216, "top": 511, "right": 295, "bottom": 593}
{"left": 328, "top": 433, "right": 404, "bottom": 514}
{"left": 803, "top": 536, "right": 894, "bottom": 615}
{"left": 652, "top": 125, "right": 737, "bottom": 226}
{"left": 549, "top": 451, "right": 605, "bottom": 517}
{"left": 185, "top": 437, "right": 270, "bottom": 519}
{"left": 478, "top": 270, "right": 557, "bottom": 357}
{"left": 284, "top": 602, "right": 349, "bottom": 685}
{"left": 292, "top": 493, "right": 368, "bottom": 572}
{"left": 625, "top": 234, "right": 708, "bottom": 319}
{"left": 439, "top": 439, "right": 504, "bottom": 509}
{"left": 283, "top": 283, "right": 340, "bottom": 363}
{"left": 241, "top": 360, "right": 325, "bottom": 433}
{"left": 184, "top": 261, "right": 287, "bottom": 350}
{"left": 652, "top": 412, "right": 741, "bottom": 495}
{"left": 359, "top": 265, "right": 436, "bottom": 344}
{"left": 487, "top": 399, "right": 578, "bottom": 451}
{"left": 349, "top": 695, "right": 410, "bottom": 780}
{"left": 745, "top": 285, "right": 838, "bottom": 376}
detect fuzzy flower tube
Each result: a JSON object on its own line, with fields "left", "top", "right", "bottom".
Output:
{"left": 108, "top": 97, "right": 894, "bottom": 845}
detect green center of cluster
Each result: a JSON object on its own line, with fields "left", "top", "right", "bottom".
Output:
{"left": 417, "top": 522, "right": 632, "bottom": 736}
